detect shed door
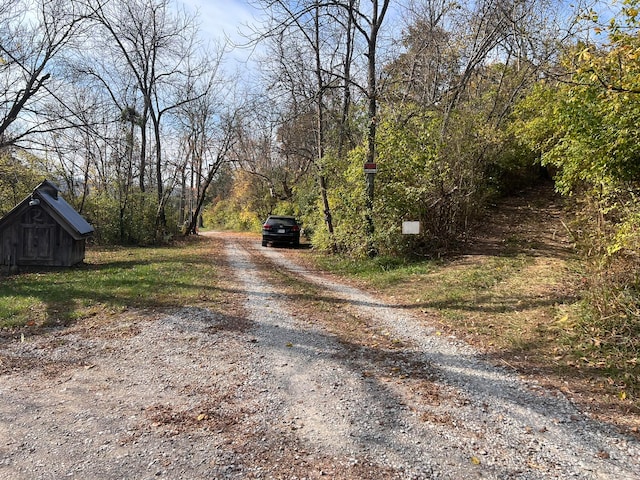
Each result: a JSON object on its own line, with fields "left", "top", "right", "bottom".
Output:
{"left": 20, "top": 208, "right": 56, "bottom": 262}
{"left": 22, "top": 225, "right": 54, "bottom": 260}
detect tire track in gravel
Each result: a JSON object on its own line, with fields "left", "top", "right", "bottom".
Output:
{"left": 226, "top": 233, "right": 640, "bottom": 480}
{"left": 225, "top": 238, "right": 458, "bottom": 479}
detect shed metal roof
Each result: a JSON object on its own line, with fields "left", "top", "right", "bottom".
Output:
{"left": 35, "top": 182, "right": 94, "bottom": 237}
{"left": 0, "top": 180, "right": 94, "bottom": 239}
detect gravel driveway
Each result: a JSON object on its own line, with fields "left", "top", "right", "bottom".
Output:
{"left": 1, "top": 232, "right": 638, "bottom": 479}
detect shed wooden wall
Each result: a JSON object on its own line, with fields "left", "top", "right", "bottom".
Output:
{"left": 0, "top": 205, "right": 86, "bottom": 267}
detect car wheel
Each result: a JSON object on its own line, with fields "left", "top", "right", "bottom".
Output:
{"left": 262, "top": 240, "right": 268, "bottom": 247}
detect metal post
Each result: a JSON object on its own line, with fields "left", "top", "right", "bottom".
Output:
{"left": 364, "top": 162, "right": 377, "bottom": 257}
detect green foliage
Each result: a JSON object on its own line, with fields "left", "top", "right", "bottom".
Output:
{"left": 515, "top": 80, "right": 640, "bottom": 197}
{"left": 204, "top": 170, "right": 321, "bottom": 234}
{"left": 270, "top": 201, "right": 299, "bottom": 217}
{"left": 83, "top": 190, "right": 174, "bottom": 245}
{"left": 372, "top": 106, "right": 493, "bottom": 255}
{"left": 513, "top": 1, "right": 640, "bottom": 198}
{"left": 0, "top": 151, "right": 181, "bottom": 247}
{"left": 312, "top": 96, "right": 538, "bottom": 257}
{"left": 312, "top": 146, "right": 371, "bottom": 255}
{"left": 291, "top": 175, "right": 320, "bottom": 239}
{"left": 609, "top": 205, "right": 640, "bottom": 257}
{"left": 0, "top": 152, "right": 45, "bottom": 215}
{"left": 203, "top": 171, "right": 265, "bottom": 232}
{"left": 512, "top": 4, "right": 640, "bottom": 388}
{"left": 204, "top": 198, "right": 262, "bottom": 232}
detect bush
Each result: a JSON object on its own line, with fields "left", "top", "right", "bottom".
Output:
{"left": 83, "top": 190, "right": 175, "bottom": 245}
{"left": 0, "top": 153, "right": 45, "bottom": 216}
{"left": 203, "top": 198, "right": 262, "bottom": 232}
{"left": 564, "top": 192, "right": 640, "bottom": 396}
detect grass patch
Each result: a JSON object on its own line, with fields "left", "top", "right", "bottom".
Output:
{"left": 562, "top": 297, "right": 640, "bottom": 401}
{"left": 312, "top": 255, "right": 440, "bottom": 288}
{"left": 311, "top": 252, "right": 567, "bottom": 348}
{"left": 0, "top": 236, "right": 223, "bottom": 329}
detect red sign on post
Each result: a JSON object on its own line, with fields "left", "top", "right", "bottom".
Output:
{"left": 364, "top": 162, "right": 377, "bottom": 174}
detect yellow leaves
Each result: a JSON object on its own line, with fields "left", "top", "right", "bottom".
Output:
{"left": 286, "top": 342, "right": 293, "bottom": 348}
{"left": 618, "top": 390, "right": 627, "bottom": 401}
{"left": 470, "top": 456, "right": 481, "bottom": 465}
{"left": 629, "top": 48, "right": 640, "bottom": 61}
{"left": 577, "top": 46, "right": 594, "bottom": 63}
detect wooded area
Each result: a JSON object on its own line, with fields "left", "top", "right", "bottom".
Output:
{"left": 1, "top": 0, "right": 638, "bottom": 360}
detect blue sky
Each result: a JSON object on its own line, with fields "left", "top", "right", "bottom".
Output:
{"left": 178, "top": 0, "right": 258, "bottom": 47}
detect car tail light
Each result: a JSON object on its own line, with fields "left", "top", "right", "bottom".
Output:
{"left": 291, "top": 225, "right": 300, "bottom": 232}
{"left": 263, "top": 224, "right": 272, "bottom": 230}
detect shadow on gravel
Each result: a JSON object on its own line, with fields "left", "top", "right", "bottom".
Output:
{"left": 246, "top": 317, "right": 639, "bottom": 478}
{"left": 246, "top": 320, "right": 460, "bottom": 474}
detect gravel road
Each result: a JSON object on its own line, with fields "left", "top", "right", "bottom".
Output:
{"left": 1, "top": 232, "right": 638, "bottom": 479}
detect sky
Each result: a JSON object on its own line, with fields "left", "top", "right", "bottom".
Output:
{"left": 178, "top": 0, "right": 259, "bottom": 48}
{"left": 176, "top": 0, "right": 265, "bottom": 77}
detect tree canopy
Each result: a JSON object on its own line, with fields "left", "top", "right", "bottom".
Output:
{"left": 0, "top": 0, "right": 637, "bottom": 264}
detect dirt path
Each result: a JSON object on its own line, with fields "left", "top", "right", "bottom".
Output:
{"left": 1, "top": 232, "right": 639, "bottom": 479}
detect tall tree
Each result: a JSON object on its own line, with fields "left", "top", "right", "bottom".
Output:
{"left": 342, "top": 0, "right": 391, "bottom": 255}
{"left": 0, "top": 0, "right": 88, "bottom": 149}
{"left": 252, "top": 0, "right": 360, "bottom": 244}
{"left": 176, "top": 59, "right": 239, "bottom": 237}
{"left": 88, "top": 0, "right": 212, "bottom": 237}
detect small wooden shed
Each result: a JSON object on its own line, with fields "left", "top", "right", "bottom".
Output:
{"left": 0, "top": 180, "right": 94, "bottom": 268}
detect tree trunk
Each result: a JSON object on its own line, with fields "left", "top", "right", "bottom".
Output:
{"left": 314, "top": 1, "right": 335, "bottom": 246}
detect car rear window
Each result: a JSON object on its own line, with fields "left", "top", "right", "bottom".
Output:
{"left": 266, "top": 217, "right": 297, "bottom": 226}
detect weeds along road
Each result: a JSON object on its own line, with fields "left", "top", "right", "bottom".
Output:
{"left": 0, "top": 231, "right": 639, "bottom": 479}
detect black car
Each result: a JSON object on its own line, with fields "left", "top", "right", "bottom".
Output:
{"left": 262, "top": 215, "right": 301, "bottom": 247}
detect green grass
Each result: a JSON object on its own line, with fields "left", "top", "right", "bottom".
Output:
{"left": 313, "top": 255, "right": 441, "bottom": 288}
{"left": 0, "top": 236, "right": 222, "bottom": 329}
{"left": 314, "top": 252, "right": 537, "bottom": 309}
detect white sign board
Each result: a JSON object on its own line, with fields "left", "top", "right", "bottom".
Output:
{"left": 402, "top": 221, "right": 421, "bottom": 235}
